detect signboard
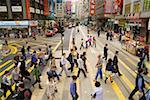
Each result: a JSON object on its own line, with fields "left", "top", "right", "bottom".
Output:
{"left": 35, "top": 0, "right": 39, "bottom": 3}
{"left": 104, "top": 0, "right": 114, "bottom": 14}
{"left": 26, "top": 0, "right": 31, "bottom": 19}
{"left": 44, "top": 0, "right": 49, "bottom": 16}
{"left": 41, "top": 10, "right": 43, "bottom": 14}
{"left": 12, "top": 6, "right": 22, "bottom": 12}
{"left": 113, "top": 0, "right": 123, "bottom": 15}
{"left": 0, "top": 21, "right": 29, "bottom": 26}
{"left": 90, "top": 0, "right": 96, "bottom": 16}
{"left": 30, "top": 7, "right": 35, "bottom": 13}
{"left": 29, "top": 21, "right": 38, "bottom": 26}
{"left": 0, "top": 6, "right": 7, "bottom": 12}
{"left": 36, "top": 9, "right": 40, "bottom": 14}
{"left": 148, "top": 19, "right": 150, "bottom": 30}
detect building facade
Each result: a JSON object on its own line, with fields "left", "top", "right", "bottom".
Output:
{"left": 0, "top": 0, "right": 49, "bottom": 20}
{"left": 121, "top": 0, "right": 150, "bottom": 43}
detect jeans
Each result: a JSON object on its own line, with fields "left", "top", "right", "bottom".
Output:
{"left": 95, "top": 68, "right": 103, "bottom": 80}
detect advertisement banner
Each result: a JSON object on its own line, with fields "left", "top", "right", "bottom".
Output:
{"left": 26, "top": 0, "right": 31, "bottom": 19}
{"left": 0, "top": 6, "right": 7, "bottom": 12}
{"left": 104, "top": 0, "right": 114, "bottom": 14}
{"left": 66, "top": 1, "right": 72, "bottom": 15}
{"left": 90, "top": 0, "right": 96, "bottom": 16}
{"left": 44, "top": 0, "right": 49, "bottom": 16}
{"left": 0, "top": 21, "right": 29, "bottom": 26}
{"left": 113, "top": 0, "right": 123, "bottom": 15}
{"left": 148, "top": 19, "right": 150, "bottom": 30}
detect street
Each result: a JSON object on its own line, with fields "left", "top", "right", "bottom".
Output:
{"left": 31, "top": 26, "right": 149, "bottom": 100}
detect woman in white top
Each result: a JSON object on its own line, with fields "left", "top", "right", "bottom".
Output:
{"left": 47, "top": 77, "right": 57, "bottom": 100}
{"left": 91, "top": 81, "right": 103, "bottom": 100}
{"left": 77, "top": 55, "right": 87, "bottom": 78}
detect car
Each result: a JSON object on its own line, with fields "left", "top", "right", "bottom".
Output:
{"left": 45, "top": 30, "right": 55, "bottom": 37}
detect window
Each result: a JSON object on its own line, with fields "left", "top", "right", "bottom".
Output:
{"left": 11, "top": 0, "right": 21, "bottom": 6}
{"left": 0, "top": 0, "right": 7, "bottom": 6}
{"left": 133, "top": 2, "right": 141, "bottom": 13}
{"left": 144, "top": 0, "right": 150, "bottom": 11}
{"left": 30, "top": 0, "right": 35, "bottom": 7}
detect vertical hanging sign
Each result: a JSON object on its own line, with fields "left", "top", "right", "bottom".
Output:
{"left": 26, "top": 0, "right": 31, "bottom": 19}
{"left": 44, "top": 0, "right": 49, "bottom": 16}
{"left": 90, "top": 0, "right": 96, "bottom": 16}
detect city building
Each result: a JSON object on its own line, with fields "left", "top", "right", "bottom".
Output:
{"left": 0, "top": 0, "right": 49, "bottom": 20}
{"left": 55, "top": 0, "right": 65, "bottom": 26}
{"left": 120, "top": 0, "right": 150, "bottom": 43}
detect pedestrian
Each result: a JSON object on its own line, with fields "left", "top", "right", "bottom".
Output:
{"left": 50, "top": 57, "right": 60, "bottom": 81}
{"left": 59, "top": 53, "right": 70, "bottom": 77}
{"left": 67, "top": 49, "right": 75, "bottom": 73}
{"left": 103, "top": 44, "right": 108, "bottom": 60}
{"left": 32, "top": 32, "right": 36, "bottom": 40}
{"left": 109, "top": 30, "right": 113, "bottom": 41}
{"left": 77, "top": 55, "right": 87, "bottom": 78}
{"left": 137, "top": 57, "right": 148, "bottom": 75}
{"left": 15, "top": 83, "right": 32, "bottom": 100}
{"left": 21, "top": 46, "right": 26, "bottom": 59}
{"left": 46, "top": 77, "right": 57, "bottom": 100}
{"left": 128, "top": 69, "right": 146, "bottom": 100}
{"left": 12, "top": 67, "right": 21, "bottom": 92}
{"left": 144, "top": 46, "right": 149, "bottom": 61}
{"left": 82, "top": 52, "right": 88, "bottom": 73}
{"left": 73, "top": 46, "right": 79, "bottom": 67}
{"left": 113, "top": 51, "right": 122, "bottom": 76}
{"left": 38, "top": 48, "right": 45, "bottom": 66}
{"left": 1, "top": 71, "right": 14, "bottom": 99}
{"left": 19, "top": 56, "right": 31, "bottom": 81}
{"left": 26, "top": 46, "right": 31, "bottom": 58}
{"left": 105, "top": 58, "right": 114, "bottom": 83}
{"left": 32, "top": 63, "right": 43, "bottom": 89}
{"left": 95, "top": 55, "right": 103, "bottom": 81}
{"left": 47, "top": 45, "right": 53, "bottom": 62}
{"left": 30, "top": 51, "right": 38, "bottom": 67}
{"left": 97, "top": 28, "right": 100, "bottom": 37}
{"left": 85, "top": 41, "right": 88, "bottom": 49}
{"left": 91, "top": 81, "right": 103, "bottom": 100}
{"left": 70, "top": 75, "right": 78, "bottom": 100}
{"left": 106, "top": 31, "right": 109, "bottom": 40}
{"left": 72, "top": 38, "right": 75, "bottom": 46}
{"left": 88, "top": 36, "right": 92, "bottom": 46}
{"left": 80, "top": 38, "right": 84, "bottom": 50}
{"left": 93, "top": 37, "right": 96, "bottom": 48}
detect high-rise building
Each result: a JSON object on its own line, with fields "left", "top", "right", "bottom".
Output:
{"left": 0, "top": 0, "right": 49, "bottom": 20}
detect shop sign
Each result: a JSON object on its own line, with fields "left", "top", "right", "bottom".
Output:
{"left": 104, "top": 0, "right": 114, "bottom": 14}
{"left": 0, "top": 6, "right": 7, "bottom": 12}
{"left": 133, "top": 2, "right": 141, "bottom": 13}
{"left": 0, "top": 21, "right": 29, "bottom": 26}
{"left": 44, "top": 0, "right": 49, "bottom": 16}
{"left": 35, "top": 0, "right": 39, "bottom": 3}
{"left": 41, "top": 10, "right": 43, "bottom": 14}
{"left": 26, "top": 0, "right": 31, "bottom": 19}
{"left": 113, "top": 0, "right": 123, "bottom": 15}
{"left": 12, "top": 6, "right": 22, "bottom": 12}
{"left": 125, "top": 3, "right": 131, "bottom": 14}
{"left": 30, "top": 7, "right": 35, "bottom": 13}
{"left": 148, "top": 19, "right": 150, "bottom": 30}
{"left": 90, "top": 0, "right": 96, "bottom": 16}
{"left": 29, "top": 21, "right": 38, "bottom": 26}
{"left": 36, "top": 9, "right": 40, "bottom": 14}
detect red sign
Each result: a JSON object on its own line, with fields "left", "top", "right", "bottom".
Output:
{"left": 26, "top": 0, "right": 31, "bottom": 19}
{"left": 44, "top": 0, "right": 49, "bottom": 16}
{"left": 114, "top": 0, "right": 123, "bottom": 15}
{"left": 90, "top": 0, "right": 96, "bottom": 16}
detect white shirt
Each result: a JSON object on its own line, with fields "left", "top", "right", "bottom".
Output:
{"left": 61, "top": 56, "right": 67, "bottom": 65}
{"left": 92, "top": 87, "right": 103, "bottom": 100}
{"left": 78, "top": 58, "right": 84, "bottom": 69}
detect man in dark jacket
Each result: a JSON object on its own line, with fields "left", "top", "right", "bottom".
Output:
{"left": 128, "top": 69, "right": 145, "bottom": 100}
{"left": 113, "top": 51, "right": 122, "bottom": 76}
{"left": 103, "top": 44, "right": 108, "bottom": 60}
{"left": 67, "top": 49, "right": 74, "bottom": 72}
